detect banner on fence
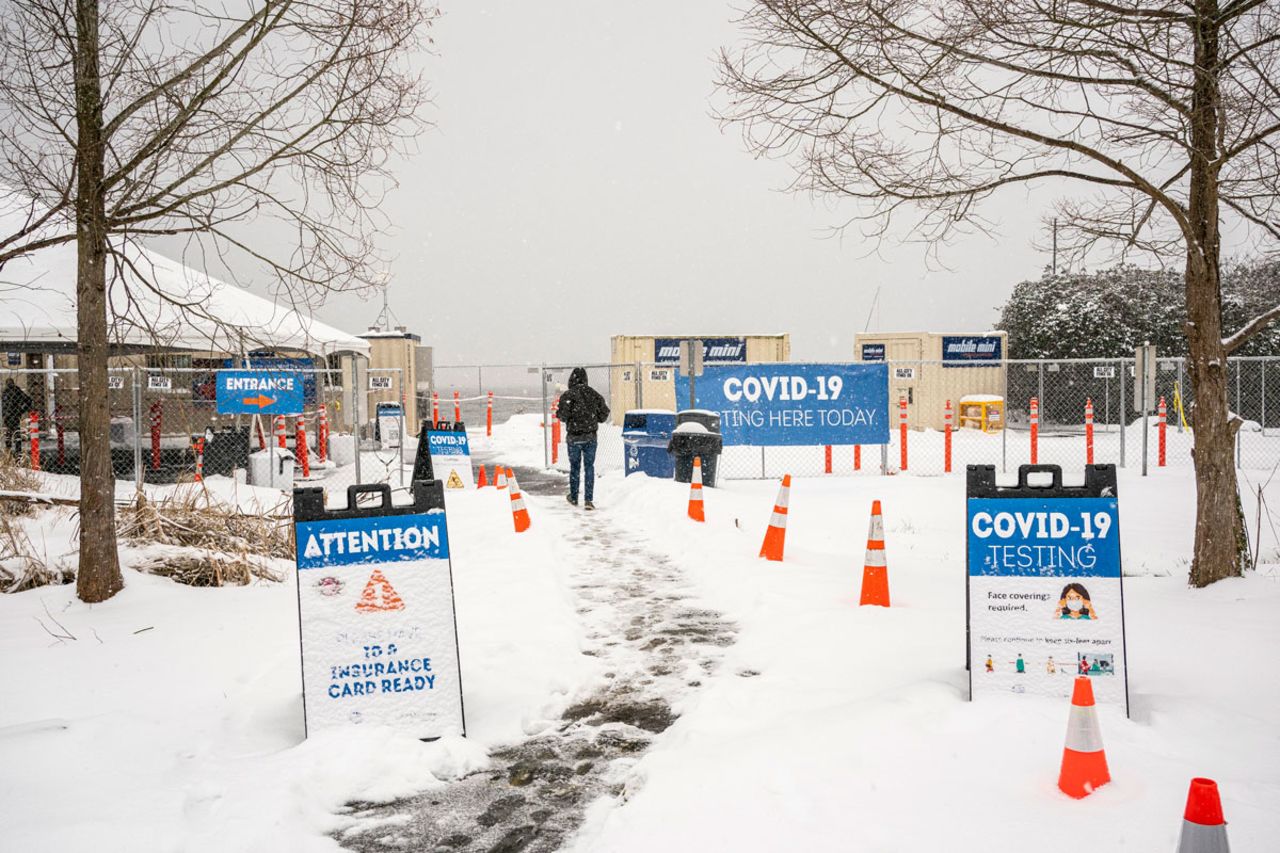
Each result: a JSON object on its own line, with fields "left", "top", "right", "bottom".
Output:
{"left": 215, "top": 370, "right": 305, "bottom": 415}
{"left": 966, "top": 465, "right": 1129, "bottom": 715}
{"left": 676, "top": 363, "right": 889, "bottom": 446}
{"left": 293, "top": 482, "right": 465, "bottom": 739}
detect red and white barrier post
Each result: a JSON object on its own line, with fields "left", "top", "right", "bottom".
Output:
{"left": 1158, "top": 396, "right": 1168, "bottom": 467}
{"left": 55, "top": 403, "right": 66, "bottom": 466}
{"left": 899, "top": 395, "right": 909, "bottom": 472}
{"left": 1030, "top": 396, "right": 1040, "bottom": 465}
{"left": 317, "top": 404, "right": 329, "bottom": 464}
{"left": 150, "top": 400, "right": 163, "bottom": 471}
{"left": 1085, "top": 398, "right": 1094, "bottom": 465}
{"left": 824, "top": 445, "right": 833, "bottom": 474}
{"left": 275, "top": 414, "right": 287, "bottom": 450}
{"left": 28, "top": 411, "right": 40, "bottom": 471}
{"left": 193, "top": 437, "right": 205, "bottom": 482}
{"left": 944, "top": 399, "right": 953, "bottom": 474}
{"left": 486, "top": 391, "right": 494, "bottom": 436}
{"left": 551, "top": 395, "right": 561, "bottom": 465}
{"left": 254, "top": 417, "right": 267, "bottom": 451}
{"left": 295, "top": 416, "right": 310, "bottom": 478}
{"left": 453, "top": 390, "right": 461, "bottom": 423}
{"left": 432, "top": 391, "right": 439, "bottom": 424}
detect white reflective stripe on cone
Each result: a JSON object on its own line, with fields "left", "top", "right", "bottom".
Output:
{"left": 769, "top": 511, "right": 787, "bottom": 528}
{"left": 775, "top": 488, "right": 790, "bottom": 509}
{"left": 864, "top": 549, "right": 887, "bottom": 568}
{"left": 868, "top": 514, "right": 884, "bottom": 540}
{"left": 1177, "top": 821, "right": 1230, "bottom": 853}
{"left": 512, "top": 496, "right": 527, "bottom": 511}
{"left": 1064, "top": 706, "right": 1105, "bottom": 753}
{"left": 689, "top": 490, "right": 703, "bottom": 502}
{"left": 692, "top": 467, "right": 703, "bottom": 485}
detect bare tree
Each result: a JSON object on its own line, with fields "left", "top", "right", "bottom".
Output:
{"left": 719, "top": 0, "right": 1279, "bottom": 587}
{"left": 0, "top": 0, "right": 432, "bottom": 602}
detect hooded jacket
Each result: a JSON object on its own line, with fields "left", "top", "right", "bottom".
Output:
{"left": 555, "top": 367, "right": 610, "bottom": 443}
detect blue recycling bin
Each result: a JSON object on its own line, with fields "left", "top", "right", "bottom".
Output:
{"left": 622, "top": 410, "right": 676, "bottom": 478}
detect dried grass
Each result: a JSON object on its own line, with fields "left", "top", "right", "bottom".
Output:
{"left": 0, "top": 451, "right": 42, "bottom": 517}
{"left": 132, "top": 553, "right": 283, "bottom": 586}
{"left": 117, "top": 489, "right": 292, "bottom": 587}
{"left": 117, "top": 489, "right": 294, "bottom": 559}
{"left": 0, "top": 514, "right": 74, "bottom": 593}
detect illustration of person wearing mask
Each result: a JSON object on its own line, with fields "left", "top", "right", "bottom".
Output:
{"left": 1055, "top": 583, "right": 1098, "bottom": 620}
{"left": 1046, "top": 656, "right": 1056, "bottom": 674}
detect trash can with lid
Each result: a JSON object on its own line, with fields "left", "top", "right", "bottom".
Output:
{"left": 669, "top": 409, "right": 723, "bottom": 487}
{"left": 621, "top": 409, "right": 676, "bottom": 478}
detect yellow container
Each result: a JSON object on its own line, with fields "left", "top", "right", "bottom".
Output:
{"left": 959, "top": 395, "right": 1004, "bottom": 433}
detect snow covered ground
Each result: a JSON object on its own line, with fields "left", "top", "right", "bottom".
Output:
{"left": 1, "top": 420, "right": 1278, "bottom": 851}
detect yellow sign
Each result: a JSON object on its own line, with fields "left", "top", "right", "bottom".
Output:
{"left": 445, "top": 470, "right": 465, "bottom": 489}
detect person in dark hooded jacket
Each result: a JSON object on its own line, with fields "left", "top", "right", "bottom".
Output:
{"left": 2, "top": 378, "right": 33, "bottom": 456}
{"left": 555, "top": 367, "right": 610, "bottom": 509}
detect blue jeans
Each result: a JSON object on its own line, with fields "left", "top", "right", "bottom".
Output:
{"left": 568, "top": 439, "right": 597, "bottom": 502}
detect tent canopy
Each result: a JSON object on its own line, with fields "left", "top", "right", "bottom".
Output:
{"left": 0, "top": 201, "right": 370, "bottom": 357}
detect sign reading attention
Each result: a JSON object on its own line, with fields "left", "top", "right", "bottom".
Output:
{"left": 293, "top": 482, "right": 465, "bottom": 739}
{"left": 966, "top": 465, "right": 1129, "bottom": 715}
{"left": 676, "top": 363, "right": 889, "bottom": 446}
{"left": 216, "top": 370, "right": 305, "bottom": 415}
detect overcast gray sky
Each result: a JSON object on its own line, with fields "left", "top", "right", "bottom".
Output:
{"left": 310, "top": 1, "right": 1061, "bottom": 366}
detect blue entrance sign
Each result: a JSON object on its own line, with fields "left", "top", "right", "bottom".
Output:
{"left": 655, "top": 337, "right": 747, "bottom": 365}
{"left": 966, "top": 465, "right": 1129, "bottom": 714}
{"left": 676, "top": 363, "right": 889, "bottom": 446}
{"left": 216, "top": 370, "right": 305, "bottom": 415}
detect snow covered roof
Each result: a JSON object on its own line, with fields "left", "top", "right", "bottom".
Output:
{"left": 0, "top": 198, "right": 369, "bottom": 356}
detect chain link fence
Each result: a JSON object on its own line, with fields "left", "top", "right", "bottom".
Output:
{"left": 426, "top": 356, "right": 1280, "bottom": 481}
{"left": 0, "top": 362, "right": 412, "bottom": 499}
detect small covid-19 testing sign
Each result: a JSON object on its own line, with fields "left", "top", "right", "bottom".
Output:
{"left": 293, "top": 482, "right": 465, "bottom": 739}
{"left": 966, "top": 465, "right": 1129, "bottom": 715}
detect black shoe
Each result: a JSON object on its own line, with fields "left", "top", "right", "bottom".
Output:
{"left": 567, "top": 495, "right": 578, "bottom": 506}
{"left": 584, "top": 501, "right": 595, "bottom": 511}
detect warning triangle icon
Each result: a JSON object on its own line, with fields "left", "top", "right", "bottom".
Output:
{"left": 445, "top": 470, "right": 465, "bottom": 489}
{"left": 354, "top": 569, "right": 405, "bottom": 612}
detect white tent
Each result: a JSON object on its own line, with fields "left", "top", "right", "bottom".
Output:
{"left": 0, "top": 200, "right": 369, "bottom": 357}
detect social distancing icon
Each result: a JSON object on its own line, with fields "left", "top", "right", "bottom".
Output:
{"left": 355, "top": 568, "right": 405, "bottom": 612}
{"left": 446, "top": 470, "right": 465, "bottom": 489}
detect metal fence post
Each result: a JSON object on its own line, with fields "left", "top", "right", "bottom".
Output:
{"left": 1237, "top": 359, "right": 1243, "bottom": 468}
{"left": 352, "top": 356, "right": 363, "bottom": 486}
{"left": 541, "top": 363, "right": 550, "bottom": 469}
{"left": 399, "top": 368, "right": 406, "bottom": 488}
{"left": 1119, "top": 360, "right": 1127, "bottom": 468}
{"left": 1263, "top": 359, "right": 1268, "bottom": 436}
{"left": 1001, "top": 360, "right": 1008, "bottom": 473}
{"left": 132, "top": 366, "right": 143, "bottom": 490}
{"left": 1176, "top": 358, "right": 1185, "bottom": 433}
{"left": 635, "top": 361, "right": 643, "bottom": 409}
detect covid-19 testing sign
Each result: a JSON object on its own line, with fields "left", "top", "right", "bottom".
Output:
{"left": 966, "top": 465, "right": 1129, "bottom": 714}
{"left": 427, "top": 428, "right": 474, "bottom": 490}
{"left": 677, "top": 363, "right": 889, "bottom": 446}
{"left": 293, "top": 482, "right": 465, "bottom": 739}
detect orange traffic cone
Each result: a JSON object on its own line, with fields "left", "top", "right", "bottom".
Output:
{"left": 507, "top": 468, "right": 531, "bottom": 533}
{"left": 859, "top": 500, "right": 890, "bottom": 606}
{"left": 1058, "top": 676, "right": 1111, "bottom": 798}
{"left": 1176, "top": 778, "right": 1230, "bottom": 853}
{"left": 476, "top": 465, "right": 489, "bottom": 488}
{"left": 688, "top": 456, "right": 705, "bottom": 522}
{"left": 495, "top": 466, "right": 508, "bottom": 490}
{"left": 759, "top": 474, "right": 791, "bottom": 561}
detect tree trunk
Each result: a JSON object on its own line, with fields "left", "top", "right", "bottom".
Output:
{"left": 73, "top": 0, "right": 123, "bottom": 603}
{"left": 1184, "top": 0, "right": 1247, "bottom": 588}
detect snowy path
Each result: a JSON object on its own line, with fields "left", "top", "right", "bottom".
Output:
{"left": 336, "top": 472, "right": 736, "bottom": 852}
